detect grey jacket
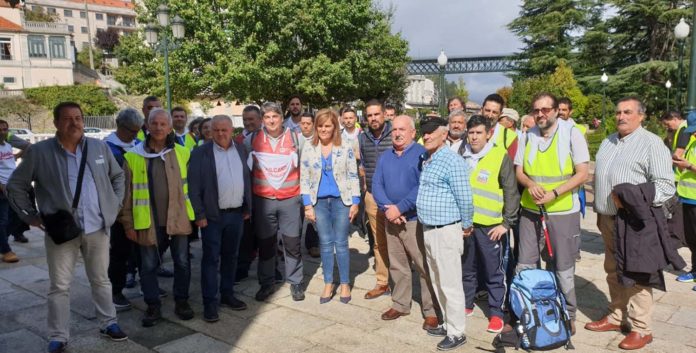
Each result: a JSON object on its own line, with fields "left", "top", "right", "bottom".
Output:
{"left": 6, "top": 136, "right": 125, "bottom": 232}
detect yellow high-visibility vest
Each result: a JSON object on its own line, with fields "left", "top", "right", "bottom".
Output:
{"left": 124, "top": 144, "right": 194, "bottom": 230}
{"left": 471, "top": 147, "right": 506, "bottom": 226}
{"left": 678, "top": 138, "right": 696, "bottom": 200}
{"left": 521, "top": 130, "right": 575, "bottom": 212}
{"left": 493, "top": 124, "right": 517, "bottom": 154}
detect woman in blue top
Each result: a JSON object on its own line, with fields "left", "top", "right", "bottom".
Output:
{"left": 301, "top": 109, "right": 360, "bottom": 304}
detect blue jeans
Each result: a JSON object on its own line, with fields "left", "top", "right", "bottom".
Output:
{"left": 140, "top": 227, "right": 190, "bottom": 306}
{"left": 201, "top": 210, "right": 244, "bottom": 304}
{"left": 0, "top": 197, "right": 10, "bottom": 254}
{"left": 313, "top": 197, "right": 350, "bottom": 284}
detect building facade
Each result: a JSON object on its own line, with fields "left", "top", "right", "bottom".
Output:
{"left": 404, "top": 75, "right": 436, "bottom": 107}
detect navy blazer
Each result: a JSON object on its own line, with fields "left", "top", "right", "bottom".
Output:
{"left": 188, "top": 141, "right": 252, "bottom": 222}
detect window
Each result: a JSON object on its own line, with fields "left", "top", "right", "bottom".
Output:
{"left": 95, "top": 13, "right": 103, "bottom": 21}
{"left": 49, "top": 36, "right": 66, "bottom": 59}
{"left": 80, "top": 11, "right": 87, "bottom": 19}
{"left": 27, "top": 35, "right": 46, "bottom": 58}
{"left": 3, "top": 77, "right": 15, "bottom": 84}
{"left": 64, "top": 9, "right": 72, "bottom": 17}
{"left": 68, "top": 25, "right": 74, "bottom": 33}
{"left": 122, "top": 16, "right": 135, "bottom": 27}
{"left": 107, "top": 15, "right": 117, "bottom": 26}
{"left": 81, "top": 26, "right": 88, "bottom": 34}
{"left": 0, "top": 38, "right": 11, "bottom": 60}
{"left": 47, "top": 7, "right": 56, "bottom": 14}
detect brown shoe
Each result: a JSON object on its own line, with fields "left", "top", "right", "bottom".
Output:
{"left": 619, "top": 332, "right": 653, "bottom": 350}
{"left": 364, "top": 285, "right": 390, "bottom": 300}
{"left": 308, "top": 247, "right": 320, "bottom": 258}
{"left": 585, "top": 316, "right": 621, "bottom": 332}
{"left": 422, "top": 316, "right": 439, "bottom": 330}
{"left": 2, "top": 251, "right": 19, "bottom": 263}
{"left": 381, "top": 308, "right": 408, "bottom": 321}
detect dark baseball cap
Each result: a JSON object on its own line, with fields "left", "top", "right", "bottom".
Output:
{"left": 686, "top": 111, "right": 696, "bottom": 134}
{"left": 420, "top": 117, "right": 448, "bottom": 135}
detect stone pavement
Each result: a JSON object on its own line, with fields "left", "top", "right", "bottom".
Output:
{"left": 1, "top": 208, "right": 695, "bottom": 353}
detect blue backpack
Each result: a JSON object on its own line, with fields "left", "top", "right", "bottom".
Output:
{"left": 509, "top": 269, "right": 573, "bottom": 351}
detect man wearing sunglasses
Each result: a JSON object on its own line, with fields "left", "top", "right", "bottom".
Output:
{"left": 513, "top": 92, "right": 590, "bottom": 335}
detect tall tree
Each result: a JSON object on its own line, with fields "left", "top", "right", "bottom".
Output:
{"left": 114, "top": 0, "right": 409, "bottom": 106}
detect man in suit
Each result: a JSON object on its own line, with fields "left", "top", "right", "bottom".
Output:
{"left": 188, "top": 115, "right": 252, "bottom": 322}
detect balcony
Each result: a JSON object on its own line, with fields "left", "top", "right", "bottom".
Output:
{"left": 23, "top": 21, "right": 70, "bottom": 34}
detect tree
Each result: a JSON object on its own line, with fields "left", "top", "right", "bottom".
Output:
{"left": 95, "top": 28, "right": 121, "bottom": 52}
{"left": 0, "top": 97, "right": 42, "bottom": 130}
{"left": 445, "top": 77, "right": 469, "bottom": 103}
{"left": 114, "top": 0, "right": 409, "bottom": 106}
{"left": 24, "top": 85, "right": 117, "bottom": 116}
{"left": 496, "top": 86, "right": 513, "bottom": 106}
{"left": 23, "top": 5, "right": 59, "bottom": 22}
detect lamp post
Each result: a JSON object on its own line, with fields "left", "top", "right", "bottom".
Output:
{"left": 675, "top": 17, "right": 689, "bottom": 111}
{"left": 601, "top": 72, "right": 608, "bottom": 122}
{"left": 666, "top": 80, "right": 672, "bottom": 112}
{"left": 685, "top": 5, "right": 696, "bottom": 114}
{"left": 144, "top": 4, "right": 185, "bottom": 113}
{"left": 437, "top": 50, "right": 448, "bottom": 117}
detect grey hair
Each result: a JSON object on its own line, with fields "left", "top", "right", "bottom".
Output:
{"left": 437, "top": 125, "right": 449, "bottom": 133}
{"left": 261, "top": 102, "right": 283, "bottom": 117}
{"left": 211, "top": 114, "right": 233, "bottom": 126}
{"left": 448, "top": 109, "right": 467, "bottom": 122}
{"left": 148, "top": 108, "right": 172, "bottom": 125}
{"left": 394, "top": 115, "right": 415, "bottom": 129}
{"left": 115, "top": 108, "right": 144, "bottom": 130}
{"left": 616, "top": 96, "right": 646, "bottom": 115}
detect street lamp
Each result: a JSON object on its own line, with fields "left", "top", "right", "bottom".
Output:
{"left": 675, "top": 17, "right": 689, "bottom": 111}
{"left": 145, "top": 4, "right": 185, "bottom": 114}
{"left": 601, "top": 72, "right": 608, "bottom": 122}
{"left": 685, "top": 5, "right": 696, "bottom": 114}
{"left": 437, "top": 50, "right": 448, "bottom": 117}
{"left": 666, "top": 80, "right": 672, "bottom": 112}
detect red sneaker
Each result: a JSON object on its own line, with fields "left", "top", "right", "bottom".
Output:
{"left": 465, "top": 308, "right": 474, "bottom": 317}
{"left": 487, "top": 316, "right": 504, "bottom": 333}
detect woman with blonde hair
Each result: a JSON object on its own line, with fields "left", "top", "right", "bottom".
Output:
{"left": 300, "top": 109, "right": 360, "bottom": 303}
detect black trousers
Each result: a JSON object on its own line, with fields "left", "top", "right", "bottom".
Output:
{"left": 236, "top": 218, "right": 257, "bottom": 276}
{"left": 108, "top": 221, "right": 139, "bottom": 294}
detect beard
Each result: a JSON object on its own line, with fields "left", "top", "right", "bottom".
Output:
{"left": 449, "top": 129, "right": 464, "bottom": 139}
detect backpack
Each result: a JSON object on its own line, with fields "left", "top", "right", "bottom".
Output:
{"left": 508, "top": 269, "right": 574, "bottom": 351}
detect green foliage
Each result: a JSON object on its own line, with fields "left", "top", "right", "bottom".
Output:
{"left": 445, "top": 77, "right": 469, "bottom": 103}
{"left": 24, "top": 85, "right": 117, "bottom": 116}
{"left": 23, "top": 5, "right": 59, "bottom": 22}
{"left": 0, "top": 97, "right": 42, "bottom": 130}
{"left": 77, "top": 47, "right": 104, "bottom": 69}
{"left": 497, "top": 86, "right": 513, "bottom": 106}
{"left": 509, "top": 60, "right": 588, "bottom": 118}
{"left": 114, "top": 0, "right": 409, "bottom": 106}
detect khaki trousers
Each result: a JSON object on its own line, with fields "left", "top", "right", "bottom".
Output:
{"left": 386, "top": 220, "right": 438, "bottom": 317}
{"left": 364, "top": 191, "right": 389, "bottom": 286}
{"left": 597, "top": 214, "right": 653, "bottom": 335}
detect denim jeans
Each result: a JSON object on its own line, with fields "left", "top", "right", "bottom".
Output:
{"left": 140, "top": 227, "right": 190, "bottom": 306}
{"left": 201, "top": 210, "right": 244, "bottom": 304}
{"left": 0, "top": 197, "right": 10, "bottom": 254}
{"left": 313, "top": 197, "right": 350, "bottom": 284}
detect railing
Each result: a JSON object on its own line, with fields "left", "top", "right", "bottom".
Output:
{"left": 0, "top": 89, "right": 24, "bottom": 97}
{"left": 0, "top": 54, "right": 11, "bottom": 60}
{"left": 84, "top": 116, "right": 117, "bottom": 130}
{"left": 23, "top": 21, "right": 69, "bottom": 34}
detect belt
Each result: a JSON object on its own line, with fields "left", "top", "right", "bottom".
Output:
{"left": 220, "top": 207, "right": 243, "bottom": 213}
{"left": 427, "top": 221, "right": 459, "bottom": 229}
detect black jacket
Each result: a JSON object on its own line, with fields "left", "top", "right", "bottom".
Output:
{"left": 188, "top": 141, "right": 252, "bottom": 222}
{"left": 613, "top": 182, "right": 686, "bottom": 290}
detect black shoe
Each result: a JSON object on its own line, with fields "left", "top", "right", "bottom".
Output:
{"left": 437, "top": 335, "right": 467, "bottom": 351}
{"left": 125, "top": 273, "right": 137, "bottom": 288}
{"left": 112, "top": 293, "right": 131, "bottom": 311}
{"left": 203, "top": 302, "right": 219, "bottom": 322}
{"left": 174, "top": 300, "right": 194, "bottom": 320}
{"left": 255, "top": 285, "right": 276, "bottom": 302}
{"left": 221, "top": 296, "right": 248, "bottom": 311}
{"left": 13, "top": 234, "right": 28, "bottom": 243}
{"left": 290, "top": 283, "right": 305, "bottom": 301}
{"left": 99, "top": 323, "right": 128, "bottom": 341}
{"left": 427, "top": 326, "right": 447, "bottom": 337}
{"left": 141, "top": 305, "right": 161, "bottom": 327}
{"left": 157, "top": 267, "right": 174, "bottom": 278}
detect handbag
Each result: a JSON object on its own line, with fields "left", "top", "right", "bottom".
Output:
{"left": 41, "top": 142, "right": 89, "bottom": 245}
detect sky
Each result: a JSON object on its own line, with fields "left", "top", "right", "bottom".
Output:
{"left": 386, "top": 0, "right": 524, "bottom": 103}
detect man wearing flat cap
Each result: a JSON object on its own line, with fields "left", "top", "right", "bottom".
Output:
{"left": 416, "top": 117, "right": 474, "bottom": 351}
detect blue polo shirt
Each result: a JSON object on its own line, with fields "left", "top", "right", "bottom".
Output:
{"left": 371, "top": 142, "right": 426, "bottom": 221}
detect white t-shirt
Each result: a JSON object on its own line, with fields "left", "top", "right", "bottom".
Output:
{"left": 0, "top": 142, "right": 16, "bottom": 184}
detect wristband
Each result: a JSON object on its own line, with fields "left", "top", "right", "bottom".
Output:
{"left": 552, "top": 189, "right": 559, "bottom": 198}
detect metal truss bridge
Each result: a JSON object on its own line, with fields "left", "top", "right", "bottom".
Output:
{"left": 407, "top": 55, "right": 520, "bottom": 75}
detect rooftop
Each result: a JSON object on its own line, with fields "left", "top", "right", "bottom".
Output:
{"left": 0, "top": 15, "right": 21, "bottom": 32}
{"left": 67, "top": 0, "right": 135, "bottom": 10}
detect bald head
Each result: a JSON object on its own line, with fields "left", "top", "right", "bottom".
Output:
{"left": 392, "top": 115, "right": 416, "bottom": 151}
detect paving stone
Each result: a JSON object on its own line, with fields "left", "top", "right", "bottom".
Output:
{"left": 172, "top": 310, "right": 252, "bottom": 346}
{"left": 66, "top": 333, "right": 153, "bottom": 353}
{"left": 305, "top": 323, "right": 425, "bottom": 353}
{"left": 0, "top": 278, "right": 17, "bottom": 295}
{"left": 0, "top": 329, "right": 46, "bottom": 353}
{"left": 273, "top": 293, "right": 385, "bottom": 331}
{"left": 248, "top": 306, "right": 335, "bottom": 338}
{"left": 7, "top": 304, "right": 97, "bottom": 339}
{"left": 154, "top": 333, "right": 232, "bottom": 353}
{"left": 0, "top": 264, "right": 49, "bottom": 285}
{"left": 657, "top": 291, "right": 695, "bottom": 306}
{"left": 115, "top": 306, "right": 197, "bottom": 349}
{"left": 666, "top": 306, "right": 696, "bottom": 329}
{"left": 0, "top": 289, "right": 45, "bottom": 313}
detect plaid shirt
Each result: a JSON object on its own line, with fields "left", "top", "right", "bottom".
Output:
{"left": 417, "top": 146, "right": 474, "bottom": 228}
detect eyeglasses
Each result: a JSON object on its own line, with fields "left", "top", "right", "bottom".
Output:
{"left": 531, "top": 107, "right": 554, "bottom": 115}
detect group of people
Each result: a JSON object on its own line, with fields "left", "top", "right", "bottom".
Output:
{"left": 0, "top": 90, "right": 691, "bottom": 353}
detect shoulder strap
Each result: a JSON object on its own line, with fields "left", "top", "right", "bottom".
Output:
{"left": 72, "top": 141, "right": 89, "bottom": 209}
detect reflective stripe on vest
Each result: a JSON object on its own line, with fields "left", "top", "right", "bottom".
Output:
{"left": 471, "top": 147, "right": 506, "bottom": 226}
{"left": 521, "top": 129, "right": 575, "bottom": 212}
{"left": 251, "top": 129, "right": 300, "bottom": 200}
{"left": 124, "top": 144, "right": 195, "bottom": 230}
{"left": 678, "top": 139, "right": 696, "bottom": 200}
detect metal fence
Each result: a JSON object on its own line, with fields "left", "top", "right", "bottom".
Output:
{"left": 84, "top": 115, "right": 117, "bottom": 130}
